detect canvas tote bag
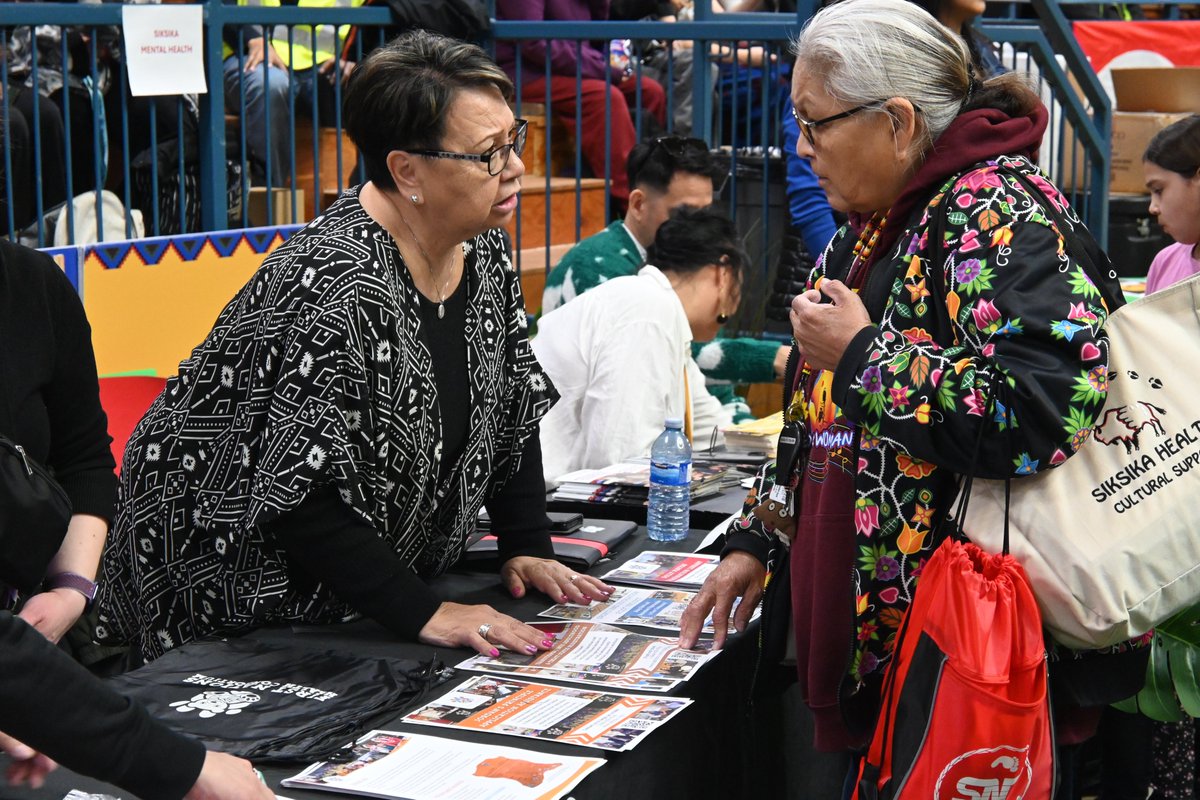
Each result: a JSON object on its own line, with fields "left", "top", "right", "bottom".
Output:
{"left": 963, "top": 270, "right": 1200, "bottom": 650}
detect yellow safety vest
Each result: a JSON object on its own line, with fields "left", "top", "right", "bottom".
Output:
{"left": 222, "top": 0, "right": 362, "bottom": 72}
{"left": 222, "top": 0, "right": 282, "bottom": 62}
{"left": 270, "top": 0, "right": 363, "bottom": 72}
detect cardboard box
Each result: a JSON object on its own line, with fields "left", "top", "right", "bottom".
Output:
{"left": 247, "top": 187, "right": 307, "bottom": 227}
{"left": 1060, "top": 67, "right": 1199, "bottom": 195}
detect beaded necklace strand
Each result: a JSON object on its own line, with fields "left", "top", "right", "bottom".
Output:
{"left": 852, "top": 212, "right": 888, "bottom": 265}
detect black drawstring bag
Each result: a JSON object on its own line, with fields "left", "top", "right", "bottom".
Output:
{"left": 0, "top": 434, "right": 72, "bottom": 597}
{"left": 107, "top": 638, "right": 449, "bottom": 762}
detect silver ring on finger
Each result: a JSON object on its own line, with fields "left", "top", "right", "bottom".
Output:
{"left": 477, "top": 623, "right": 492, "bottom": 640}
{"left": 568, "top": 574, "right": 579, "bottom": 582}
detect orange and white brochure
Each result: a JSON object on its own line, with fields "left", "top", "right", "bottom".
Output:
{"left": 455, "top": 622, "right": 718, "bottom": 691}
{"left": 599, "top": 550, "right": 721, "bottom": 590}
{"left": 538, "top": 585, "right": 761, "bottom": 635}
{"left": 403, "top": 674, "right": 692, "bottom": 752}
{"left": 281, "top": 730, "right": 602, "bottom": 800}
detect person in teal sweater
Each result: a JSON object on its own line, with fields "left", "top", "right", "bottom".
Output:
{"left": 539, "top": 136, "right": 788, "bottom": 422}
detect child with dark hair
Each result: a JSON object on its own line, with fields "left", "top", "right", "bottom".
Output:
{"left": 1144, "top": 114, "right": 1200, "bottom": 294}
{"left": 534, "top": 205, "right": 748, "bottom": 484}
{"left": 1146, "top": 114, "right": 1200, "bottom": 799}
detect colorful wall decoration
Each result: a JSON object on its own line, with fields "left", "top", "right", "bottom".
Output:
{"left": 47, "top": 225, "right": 302, "bottom": 377}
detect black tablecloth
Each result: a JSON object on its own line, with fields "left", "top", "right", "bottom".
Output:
{"left": 1, "top": 528, "right": 794, "bottom": 800}
{"left": 548, "top": 487, "right": 748, "bottom": 531}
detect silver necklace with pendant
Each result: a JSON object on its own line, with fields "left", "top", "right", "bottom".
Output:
{"left": 397, "top": 208, "right": 454, "bottom": 318}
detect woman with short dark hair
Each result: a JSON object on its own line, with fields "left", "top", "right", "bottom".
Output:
{"left": 98, "top": 30, "right": 611, "bottom": 664}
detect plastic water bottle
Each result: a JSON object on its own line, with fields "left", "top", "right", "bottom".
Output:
{"left": 647, "top": 417, "right": 691, "bottom": 542}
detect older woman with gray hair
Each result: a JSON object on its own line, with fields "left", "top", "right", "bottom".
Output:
{"left": 98, "top": 30, "right": 611, "bottom": 665}
{"left": 681, "top": 0, "right": 1128, "bottom": 775}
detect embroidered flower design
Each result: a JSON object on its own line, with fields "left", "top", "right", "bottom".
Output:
{"left": 862, "top": 366, "right": 884, "bottom": 394}
{"left": 875, "top": 556, "right": 900, "bottom": 581}
{"left": 1013, "top": 452, "right": 1039, "bottom": 475}
{"left": 955, "top": 258, "right": 983, "bottom": 284}
{"left": 181, "top": 453, "right": 196, "bottom": 471}
{"left": 972, "top": 298, "right": 1001, "bottom": 334}
{"left": 901, "top": 327, "right": 933, "bottom": 345}
{"left": 897, "top": 522, "right": 928, "bottom": 555}
{"left": 896, "top": 453, "right": 935, "bottom": 479}
{"left": 854, "top": 497, "right": 879, "bottom": 537}
{"left": 964, "top": 388, "right": 987, "bottom": 417}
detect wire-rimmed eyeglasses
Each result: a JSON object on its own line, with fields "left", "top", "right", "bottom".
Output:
{"left": 408, "top": 119, "right": 529, "bottom": 176}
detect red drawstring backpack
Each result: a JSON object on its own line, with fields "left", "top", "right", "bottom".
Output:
{"left": 855, "top": 387, "right": 1055, "bottom": 800}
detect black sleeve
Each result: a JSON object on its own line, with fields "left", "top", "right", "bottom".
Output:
{"left": 268, "top": 486, "right": 443, "bottom": 640}
{"left": 45, "top": 255, "right": 116, "bottom": 521}
{"left": 0, "top": 612, "right": 206, "bottom": 800}
{"left": 485, "top": 429, "right": 555, "bottom": 565}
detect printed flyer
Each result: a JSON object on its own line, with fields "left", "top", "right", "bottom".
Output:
{"left": 538, "top": 585, "right": 760, "bottom": 634}
{"left": 455, "top": 622, "right": 717, "bottom": 692}
{"left": 403, "top": 674, "right": 692, "bottom": 751}
{"left": 281, "top": 730, "right": 602, "bottom": 800}
{"left": 599, "top": 551, "right": 721, "bottom": 590}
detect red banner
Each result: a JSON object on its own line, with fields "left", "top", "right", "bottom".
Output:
{"left": 1073, "top": 21, "right": 1200, "bottom": 72}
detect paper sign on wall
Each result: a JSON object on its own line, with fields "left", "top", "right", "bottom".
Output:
{"left": 121, "top": 4, "right": 207, "bottom": 97}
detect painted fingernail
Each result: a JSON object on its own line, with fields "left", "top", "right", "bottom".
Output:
{"left": 541, "top": 638, "right": 554, "bottom": 648}
{"left": 489, "top": 648, "right": 500, "bottom": 658}
{"left": 561, "top": 595, "right": 570, "bottom": 602}
{"left": 525, "top": 644, "right": 538, "bottom": 653}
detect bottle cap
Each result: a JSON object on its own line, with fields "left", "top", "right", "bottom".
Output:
{"left": 664, "top": 417, "right": 683, "bottom": 429}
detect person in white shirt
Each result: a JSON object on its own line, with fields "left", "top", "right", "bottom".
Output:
{"left": 534, "top": 206, "right": 747, "bottom": 485}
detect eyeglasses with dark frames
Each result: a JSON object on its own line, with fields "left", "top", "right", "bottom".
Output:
{"left": 408, "top": 119, "right": 528, "bottom": 176}
{"left": 791, "top": 100, "right": 889, "bottom": 147}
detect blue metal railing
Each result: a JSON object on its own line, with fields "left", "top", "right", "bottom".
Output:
{"left": 7, "top": 0, "right": 1193, "bottom": 254}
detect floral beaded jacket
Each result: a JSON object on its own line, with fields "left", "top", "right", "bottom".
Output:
{"left": 724, "top": 148, "right": 1124, "bottom": 748}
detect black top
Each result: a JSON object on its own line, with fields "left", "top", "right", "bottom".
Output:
{"left": 0, "top": 611, "right": 205, "bottom": 800}
{"left": 97, "top": 195, "right": 557, "bottom": 662}
{"left": 419, "top": 261, "right": 470, "bottom": 477}
{"left": 270, "top": 262, "right": 554, "bottom": 641}
{"left": 0, "top": 238, "right": 116, "bottom": 519}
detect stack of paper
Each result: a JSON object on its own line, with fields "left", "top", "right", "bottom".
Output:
{"left": 551, "top": 461, "right": 730, "bottom": 505}
{"left": 456, "top": 621, "right": 718, "bottom": 693}
{"left": 720, "top": 411, "right": 783, "bottom": 458}
{"left": 538, "top": 585, "right": 760, "bottom": 635}
{"left": 282, "top": 730, "right": 602, "bottom": 800}
{"left": 403, "top": 675, "right": 693, "bottom": 752}
{"left": 599, "top": 551, "right": 721, "bottom": 591}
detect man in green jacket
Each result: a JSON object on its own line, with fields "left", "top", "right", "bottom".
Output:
{"left": 539, "top": 136, "right": 788, "bottom": 422}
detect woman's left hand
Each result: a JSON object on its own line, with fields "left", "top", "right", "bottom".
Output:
{"left": 501, "top": 557, "right": 615, "bottom": 605}
{"left": 789, "top": 280, "right": 873, "bottom": 372}
{"left": 17, "top": 589, "right": 86, "bottom": 644}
